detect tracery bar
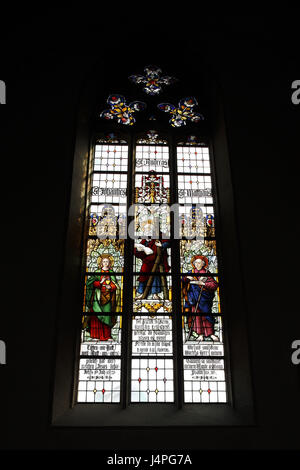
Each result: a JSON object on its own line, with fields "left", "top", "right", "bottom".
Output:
{"left": 77, "top": 137, "right": 128, "bottom": 403}
{"left": 177, "top": 141, "right": 228, "bottom": 403}
{"left": 131, "top": 137, "right": 174, "bottom": 402}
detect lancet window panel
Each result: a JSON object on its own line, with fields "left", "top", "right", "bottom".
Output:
{"left": 131, "top": 315, "right": 173, "bottom": 357}
{"left": 94, "top": 144, "right": 129, "bottom": 172}
{"left": 88, "top": 204, "right": 127, "bottom": 239}
{"left": 183, "top": 358, "right": 227, "bottom": 404}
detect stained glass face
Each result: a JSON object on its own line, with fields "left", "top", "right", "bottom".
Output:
{"left": 177, "top": 175, "right": 213, "bottom": 204}
{"left": 81, "top": 316, "right": 122, "bottom": 355}
{"left": 180, "top": 240, "right": 218, "bottom": 273}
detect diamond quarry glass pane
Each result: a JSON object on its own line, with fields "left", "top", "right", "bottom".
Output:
{"left": 180, "top": 239, "right": 218, "bottom": 273}
{"left": 134, "top": 238, "right": 171, "bottom": 274}
{"left": 86, "top": 239, "right": 125, "bottom": 273}
{"left": 131, "top": 358, "right": 174, "bottom": 403}
{"left": 181, "top": 274, "right": 220, "bottom": 314}
{"left": 177, "top": 146, "right": 211, "bottom": 174}
{"left": 81, "top": 315, "right": 122, "bottom": 355}
{"left": 183, "top": 359, "right": 227, "bottom": 403}
{"left": 132, "top": 316, "right": 173, "bottom": 356}
{"left": 179, "top": 204, "right": 215, "bottom": 240}
{"left": 89, "top": 204, "right": 127, "bottom": 238}
{"left": 91, "top": 173, "right": 128, "bottom": 204}
{"left": 133, "top": 204, "right": 171, "bottom": 239}
{"left": 83, "top": 274, "right": 123, "bottom": 313}
{"left": 94, "top": 144, "right": 128, "bottom": 172}
{"left": 133, "top": 275, "right": 172, "bottom": 314}
{"left": 78, "top": 358, "right": 121, "bottom": 403}
{"left": 182, "top": 316, "right": 224, "bottom": 355}
{"left": 178, "top": 175, "right": 213, "bottom": 204}
{"left": 135, "top": 174, "right": 170, "bottom": 204}
{"left": 135, "top": 145, "right": 169, "bottom": 173}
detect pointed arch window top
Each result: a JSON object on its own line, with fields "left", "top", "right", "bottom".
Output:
{"left": 158, "top": 97, "right": 204, "bottom": 127}
{"left": 100, "top": 95, "right": 146, "bottom": 126}
{"left": 129, "top": 65, "right": 177, "bottom": 96}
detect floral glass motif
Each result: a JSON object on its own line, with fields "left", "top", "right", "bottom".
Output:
{"left": 129, "top": 65, "right": 177, "bottom": 96}
{"left": 158, "top": 97, "right": 204, "bottom": 127}
{"left": 100, "top": 94, "right": 146, "bottom": 126}
{"left": 177, "top": 143, "right": 227, "bottom": 404}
